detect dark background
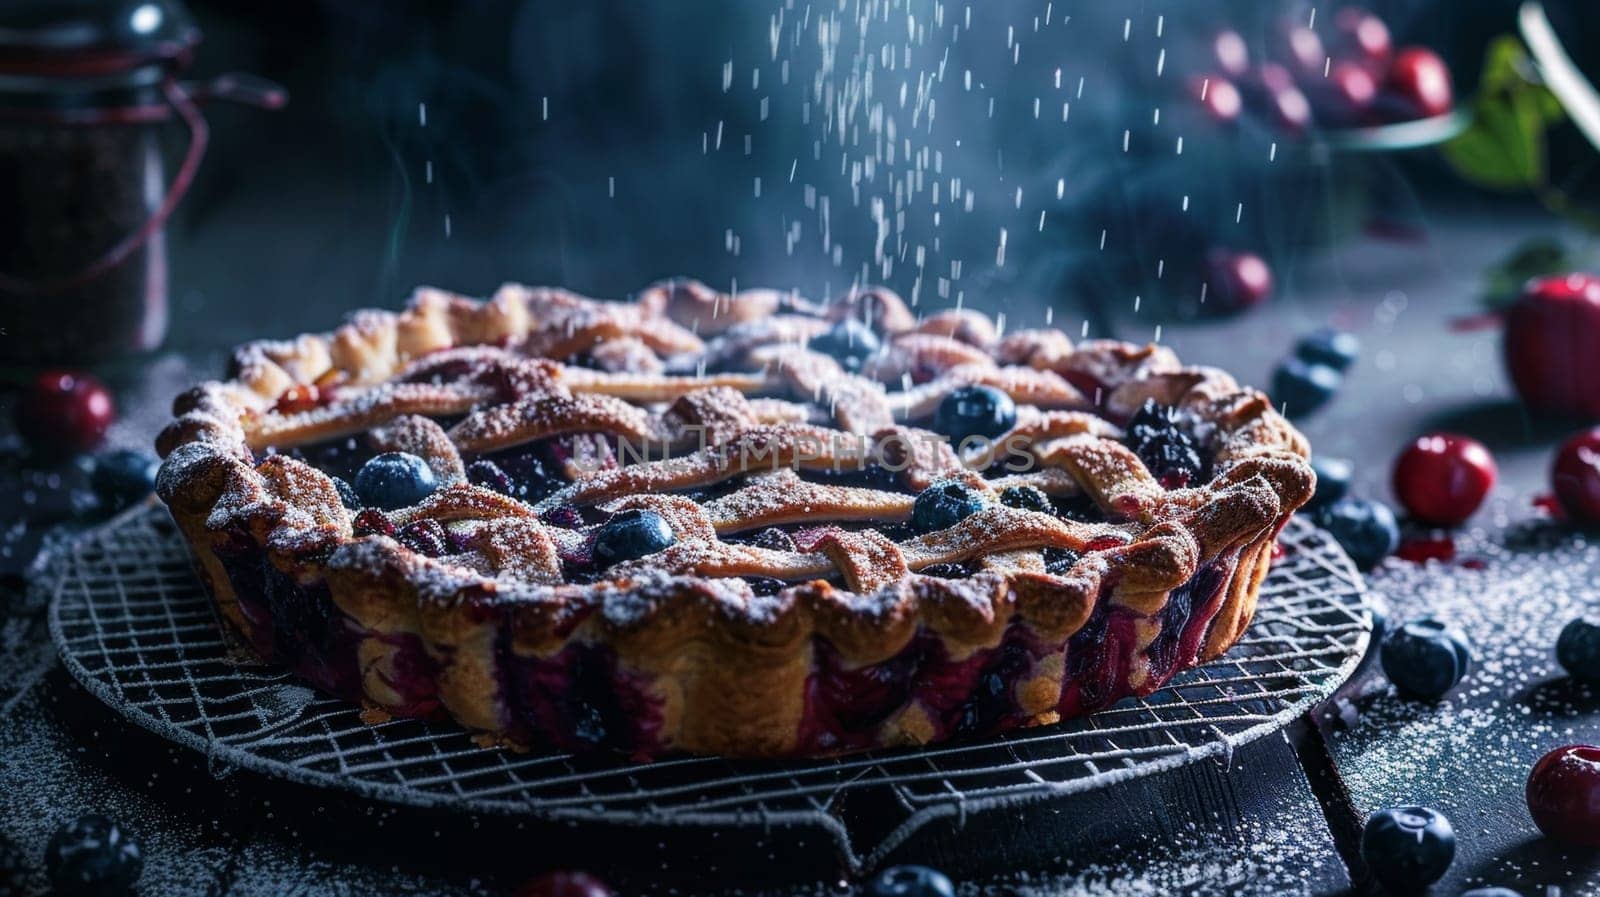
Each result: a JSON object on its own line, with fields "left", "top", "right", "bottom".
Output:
{"left": 155, "top": 0, "right": 1598, "bottom": 354}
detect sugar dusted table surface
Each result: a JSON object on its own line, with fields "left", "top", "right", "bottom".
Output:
{"left": 2, "top": 209, "right": 1599, "bottom": 896}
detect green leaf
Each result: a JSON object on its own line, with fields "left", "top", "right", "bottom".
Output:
{"left": 1444, "top": 100, "right": 1539, "bottom": 187}
{"left": 1480, "top": 236, "right": 1577, "bottom": 308}
{"left": 1443, "top": 35, "right": 1565, "bottom": 191}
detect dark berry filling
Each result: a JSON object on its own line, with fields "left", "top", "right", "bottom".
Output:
{"left": 741, "top": 576, "right": 791, "bottom": 596}
{"left": 475, "top": 443, "right": 565, "bottom": 503}
{"left": 920, "top": 560, "right": 980, "bottom": 579}
{"left": 1123, "top": 399, "right": 1212, "bottom": 489}
{"left": 466, "top": 458, "right": 515, "bottom": 495}
{"left": 1060, "top": 600, "right": 1131, "bottom": 715}
{"left": 352, "top": 508, "right": 394, "bottom": 538}
{"left": 396, "top": 518, "right": 449, "bottom": 556}
{"left": 371, "top": 630, "right": 443, "bottom": 718}
{"left": 1051, "top": 493, "right": 1109, "bottom": 524}
{"left": 722, "top": 527, "right": 800, "bottom": 553}
{"left": 540, "top": 504, "right": 586, "bottom": 529}
{"left": 905, "top": 628, "right": 1036, "bottom": 742}
{"left": 800, "top": 463, "right": 903, "bottom": 492}
{"left": 501, "top": 638, "right": 663, "bottom": 755}
{"left": 999, "top": 484, "right": 1052, "bottom": 513}
{"left": 260, "top": 566, "right": 364, "bottom": 702}
{"left": 1057, "top": 556, "right": 1234, "bottom": 718}
{"left": 1043, "top": 547, "right": 1081, "bottom": 575}
{"left": 949, "top": 635, "right": 1033, "bottom": 738}
{"left": 214, "top": 536, "right": 365, "bottom": 706}
{"left": 275, "top": 435, "right": 366, "bottom": 483}
{"left": 802, "top": 634, "right": 930, "bottom": 751}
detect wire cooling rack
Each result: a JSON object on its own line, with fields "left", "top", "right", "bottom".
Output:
{"left": 46, "top": 503, "right": 1371, "bottom": 872}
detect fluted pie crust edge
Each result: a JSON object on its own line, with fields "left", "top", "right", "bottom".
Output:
{"left": 154, "top": 281, "right": 1314, "bottom": 758}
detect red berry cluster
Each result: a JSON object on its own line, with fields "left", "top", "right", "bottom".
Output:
{"left": 1191, "top": 8, "right": 1453, "bottom": 136}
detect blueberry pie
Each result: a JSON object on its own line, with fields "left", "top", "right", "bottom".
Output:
{"left": 155, "top": 280, "right": 1314, "bottom": 757}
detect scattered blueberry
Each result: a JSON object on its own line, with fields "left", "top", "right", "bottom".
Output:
{"left": 1294, "top": 328, "right": 1361, "bottom": 371}
{"left": 866, "top": 864, "right": 956, "bottom": 897}
{"left": 1124, "top": 400, "right": 1206, "bottom": 488}
{"left": 592, "top": 509, "right": 677, "bottom": 567}
{"left": 352, "top": 508, "right": 395, "bottom": 538}
{"left": 1359, "top": 806, "right": 1455, "bottom": 891}
{"left": 1380, "top": 618, "right": 1472, "bottom": 700}
{"left": 89, "top": 449, "right": 160, "bottom": 511}
{"left": 808, "top": 319, "right": 881, "bottom": 370}
{"left": 1305, "top": 456, "right": 1352, "bottom": 511}
{"left": 999, "top": 484, "right": 1052, "bottom": 514}
{"left": 466, "top": 459, "right": 514, "bottom": 496}
{"left": 934, "top": 384, "right": 1017, "bottom": 445}
{"left": 45, "top": 815, "right": 142, "bottom": 897}
{"left": 396, "top": 518, "right": 449, "bottom": 557}
{"left": 355, "top": 452, "right": 437, "bottom": 510}
{"left": 1271, "top": 357, "right": 1342, "bottom": 418}
{"left": 1556, "top": 617, "right": 1600, "bottom": 683}
{"left": 1313, "top": 497, "right": 1399, "bottom": 571}
{"left": 330, "top": 476, "right": 361, "bottom": 510}
{"left": 912, "top": 479, "right": 987, "bottom": 532}
{"left": 1043, "top": 547, "right": 1081, "bottom": 575}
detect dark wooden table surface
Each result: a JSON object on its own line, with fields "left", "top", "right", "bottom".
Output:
{"left": 2, "top": 199, "right": 1599, "bottom": 896}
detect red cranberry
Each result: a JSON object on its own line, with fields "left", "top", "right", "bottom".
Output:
{"left": 1391, "top": 434, "right": 1497, "bottom": 526}
{"left": 1213, "top": 29, "right": 1250, "bottom": 78}
{"left": 1504, "top": 274, "right": 1600, "bottom": 419}
{"left": 1526, "top": 744, "right": 1600, "bottom": 847}
{"left": 15, "top": 369, "right": 115, "bottom": 458}
{"left": 1204, "top": 249, "right": 1274, "bottom": 312}
{"left": 512, "top": 871, "right": 613, "bottom": 897}
{"left": 1330, "top": 7, "right": 1392, "bottom": 72}
{"left": 1384, "top": 47, "right": 1453, "bottom": 119}
{"left": 1552, "top": 429, "right": 1600, "bottom": 525}
{"left": 1246, "top": 63, "right": 1312, "bottom": 135}
{"left": 1190, "top": 74, "right": 1243, "bottom": 123}
{"left": 1308, "top": 60, "right": 1378, "bottom": 127}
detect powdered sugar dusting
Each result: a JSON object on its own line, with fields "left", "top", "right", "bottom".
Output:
{"left": 1325, "top": 514, "right": 1600, "bottom": 894}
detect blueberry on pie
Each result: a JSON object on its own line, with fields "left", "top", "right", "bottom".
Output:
{"left": 156, "top": 280, "right": 1314, "bottom": 757}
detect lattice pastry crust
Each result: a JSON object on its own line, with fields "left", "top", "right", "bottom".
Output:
{"left": 155, "top": 279, "right": 1313, "bottom": 758}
